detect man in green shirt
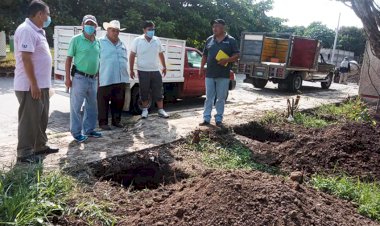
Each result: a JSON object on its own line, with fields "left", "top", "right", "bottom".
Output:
{"left": 65, "top": 15, "right": 102, "bottom": 142}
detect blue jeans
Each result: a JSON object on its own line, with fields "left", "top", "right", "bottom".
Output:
{"left": 70, "top": 73, "right": 98, "bottom": 137}
{"left": 203, "top": 77, "right": 229, "bottom": 123}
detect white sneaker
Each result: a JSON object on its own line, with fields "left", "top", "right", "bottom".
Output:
{"left": 158, "top": 109, "right": 169, "bottom": 118}
{"left": 141, "top": 109, "right": 148, "bottom": 119}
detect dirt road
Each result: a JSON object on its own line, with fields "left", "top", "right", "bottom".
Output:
{"left": 0, "top": 75, "right": 358, "bottom": 169}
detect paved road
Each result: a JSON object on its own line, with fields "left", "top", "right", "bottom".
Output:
{"left": 0, "top": 75, "right": 358, "bottom": 169}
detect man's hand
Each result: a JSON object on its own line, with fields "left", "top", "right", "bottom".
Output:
{"left": 162, "top": 68, "right": 167, "bottom": 77}
{"left": 218, "top": 58, "right": 230, "bottom": 66}
{"left": 30, "top": 83, "right": 41, "bottom": 99}
{"left": 130, "top": 71, "right": 135, "bottom": 79}
{"left": 65, "top": 78, "right": 72, "bottom": 89}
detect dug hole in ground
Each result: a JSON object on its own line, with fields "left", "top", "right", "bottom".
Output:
{"left": 56, "top": 99, "right": 380, "bottom": 226}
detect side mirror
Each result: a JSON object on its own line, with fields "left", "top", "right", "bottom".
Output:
{"left": 188, "top": 62, "right": 194, "bottom": 68}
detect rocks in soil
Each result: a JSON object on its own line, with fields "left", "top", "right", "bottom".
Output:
{"left": 290, "top": 171, "right": 304, "bottom": 184}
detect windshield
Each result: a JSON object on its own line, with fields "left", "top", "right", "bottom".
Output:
{"left": 187, "top": 50, "right": 202, "bottom": 68}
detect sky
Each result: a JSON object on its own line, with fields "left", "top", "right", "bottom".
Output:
{"left": 267, "top": 0, "right": 363, "bottom": 29}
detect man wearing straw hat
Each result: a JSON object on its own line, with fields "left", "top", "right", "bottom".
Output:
{"left": 98, "top": 20, "right": 129, "bottom": 130}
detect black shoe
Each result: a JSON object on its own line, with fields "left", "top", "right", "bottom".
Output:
{"left": 112, "top": 123, "right": 124, "bottom": 128}
{"left": 35, "top": 147, "right": 59, "bottom": 155}
{"left": 216, "top": 121, "right": 224, "bottom": 128}
{"left": 16, "top": 155, "right": 41, "bottom": 164}
{"left": 199, "top": 121, "right": 210, "bottom": 126}
{"left": 100, "top": 125, "right": 112, "bottom": 130}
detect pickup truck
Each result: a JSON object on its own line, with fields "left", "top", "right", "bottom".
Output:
{"left": 53, "top": 26, "right": 236, "bottom": 114}
{"left": 238, "top": 32, "right": 335, "bottom": 92}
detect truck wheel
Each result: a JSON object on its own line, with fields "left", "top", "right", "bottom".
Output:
{"left": 130, "top": 87, "right": 152, "bottom": 115}
{"left": 252, "top": 78, "right": 268, "bottom": 88}
{"left": 321, "top": 73, "right": 333, "bottom": 89}
{"left": 287, "top": 74, "right": 302, "bottom": 92}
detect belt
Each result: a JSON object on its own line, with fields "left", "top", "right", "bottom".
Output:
{"left": 76, "top": 70, "right": 97, "bottom": 78}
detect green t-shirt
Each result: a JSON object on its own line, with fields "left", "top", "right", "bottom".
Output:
{"left": 67, "top": 33, "right": 100, "bottom": 75}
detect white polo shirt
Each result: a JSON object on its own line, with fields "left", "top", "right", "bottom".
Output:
{"left": 14, "top": 18, "right": 52, "bottom": 91}
{"left": 131, "top": 35, "right": 164, "bottom": 72}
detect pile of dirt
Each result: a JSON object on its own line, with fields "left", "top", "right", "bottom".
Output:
{"left": 236, "top": 122, "right": 380, "bottom": 180}
{"left": 91, "top": 170, "right": 378, "bottom": 226}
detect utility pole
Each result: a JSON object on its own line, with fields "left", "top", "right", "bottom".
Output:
{"left": 331, "top": 12, "right": 341, "bottom": 65}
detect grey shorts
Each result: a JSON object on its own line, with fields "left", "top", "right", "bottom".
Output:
{"left": 138, "top": 71, "right": 163, "bottom": 102}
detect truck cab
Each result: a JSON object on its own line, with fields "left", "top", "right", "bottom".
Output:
{"left": 238, "top": 32, "right": 335, "bottom": 92}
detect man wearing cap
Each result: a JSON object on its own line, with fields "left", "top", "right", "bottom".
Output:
{"left": 98, "top": 20, "right": 129, "bottom": 130}
{"left": 13, "top": 0, "right": 59, "bottom": 163}
{"left": 65, "top": 15, "right": 102, "bottom": 142}
{"left": 199, "top": 19, "right": 239, "bottom": 127}
{"left": 129, "top": 20, "right": 169, "bottom": 119}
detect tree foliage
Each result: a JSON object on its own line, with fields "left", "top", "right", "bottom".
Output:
{"left": 338, "top": 0, "right": 380, "bottom": 59}
{"left": 302, "top": 22, "right": 335, "bottom": 48}
{"left": 0, "top": 0, "right": 283, "bottom": 48}
{"left": 337, "top": 26, "right": 366, "bottom": 56}
{"left": 0, "top": 0, "right": 367, "bottom": 56}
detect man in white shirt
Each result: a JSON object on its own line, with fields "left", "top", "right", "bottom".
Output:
{"left": 129, "top": 21, "right": 169, "bottom": 119}
{"left": 13, "top": 0, "right": 58, "bottom": 163}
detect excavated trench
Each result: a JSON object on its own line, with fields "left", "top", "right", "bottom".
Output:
{"left": 233, "top": 121, "right": 294, "bottom": 142}
{"left": 88, "top": 147, "right": 189, "bottom": 191}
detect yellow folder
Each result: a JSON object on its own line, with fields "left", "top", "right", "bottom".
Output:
{"left": 215, "top": 50, "right": 229, "bottom": 67}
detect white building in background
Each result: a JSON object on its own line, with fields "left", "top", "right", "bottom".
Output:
{"left": 359, "top": 42, "right": 380, "bottom": 104}
{"left": 320, "top": 48, "right": 355, "bottom": 67}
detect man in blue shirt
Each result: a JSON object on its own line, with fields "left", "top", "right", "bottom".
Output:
{"left": 199, "top": 19, "right": 240, "bottom": 127}
{"left": 98, "top": 20, "right": 129, "bottom": 130}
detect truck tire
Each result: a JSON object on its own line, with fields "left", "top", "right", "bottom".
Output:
{"left": 287, "top": 74, "right": 303, "bottom": 92}
{"left": 321, "top": 73, "right": 333, "bottom": 89}
{"left": 130, "top": 87, "right": 152, "bottom": 115}
{"left": 252, "top": 78, "right": 268, "bottom": 88}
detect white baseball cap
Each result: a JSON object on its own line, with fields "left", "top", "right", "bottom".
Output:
{"left": 103, "top": 20, "right": 126, "bottom": 31}
{"left": 82, "top": 15, "right": 98, "bottom": 26}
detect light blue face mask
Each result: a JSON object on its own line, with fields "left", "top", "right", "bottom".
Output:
{"left": 43, "top": 16, "right": 51, "bottom": 28}
{"left": 84, "top": 25, "right": 96, "bottom": 35}
{"left": 146, "top": 30, "right": 155, "bottom": 38}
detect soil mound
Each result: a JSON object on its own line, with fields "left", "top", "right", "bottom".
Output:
{"left": 122, "top": 170, "right": 378, "bottom": 226}
{"left": 237, "top": 122, "right": 380, "bottom": 180}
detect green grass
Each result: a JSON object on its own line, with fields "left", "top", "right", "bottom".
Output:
{"left": 316, "top": 97, "right": 375, "bottom": 124}
{"left": 293, "top": 112, "right": 330, "bottom": 128}
{"left": 311, "top": 175, "right": 380, "bottom": 221}
{"left": 0, "top": 164, "right": 116, "bottom": 225}
{"left": 260, "top": 111, "right": 284, "bottom": 125}
{"left": 187, "top": 135, "right": 280, "bottom": 175}
{"left": 277, "top": 98, "right": 376, "bottom": 128}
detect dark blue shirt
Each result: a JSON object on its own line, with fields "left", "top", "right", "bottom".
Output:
{"left": 203, "top": 34, "right": 239, "bottom": 78}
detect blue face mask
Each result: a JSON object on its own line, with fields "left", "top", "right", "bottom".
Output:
{"left": 146, "top": 30, "right": 155, "bottom": 38}
{"left": 84, "top": 25, "right": 96, "bottom": 35}
{"left": 43, "top": 16, "right": 51, "bottom": 28}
